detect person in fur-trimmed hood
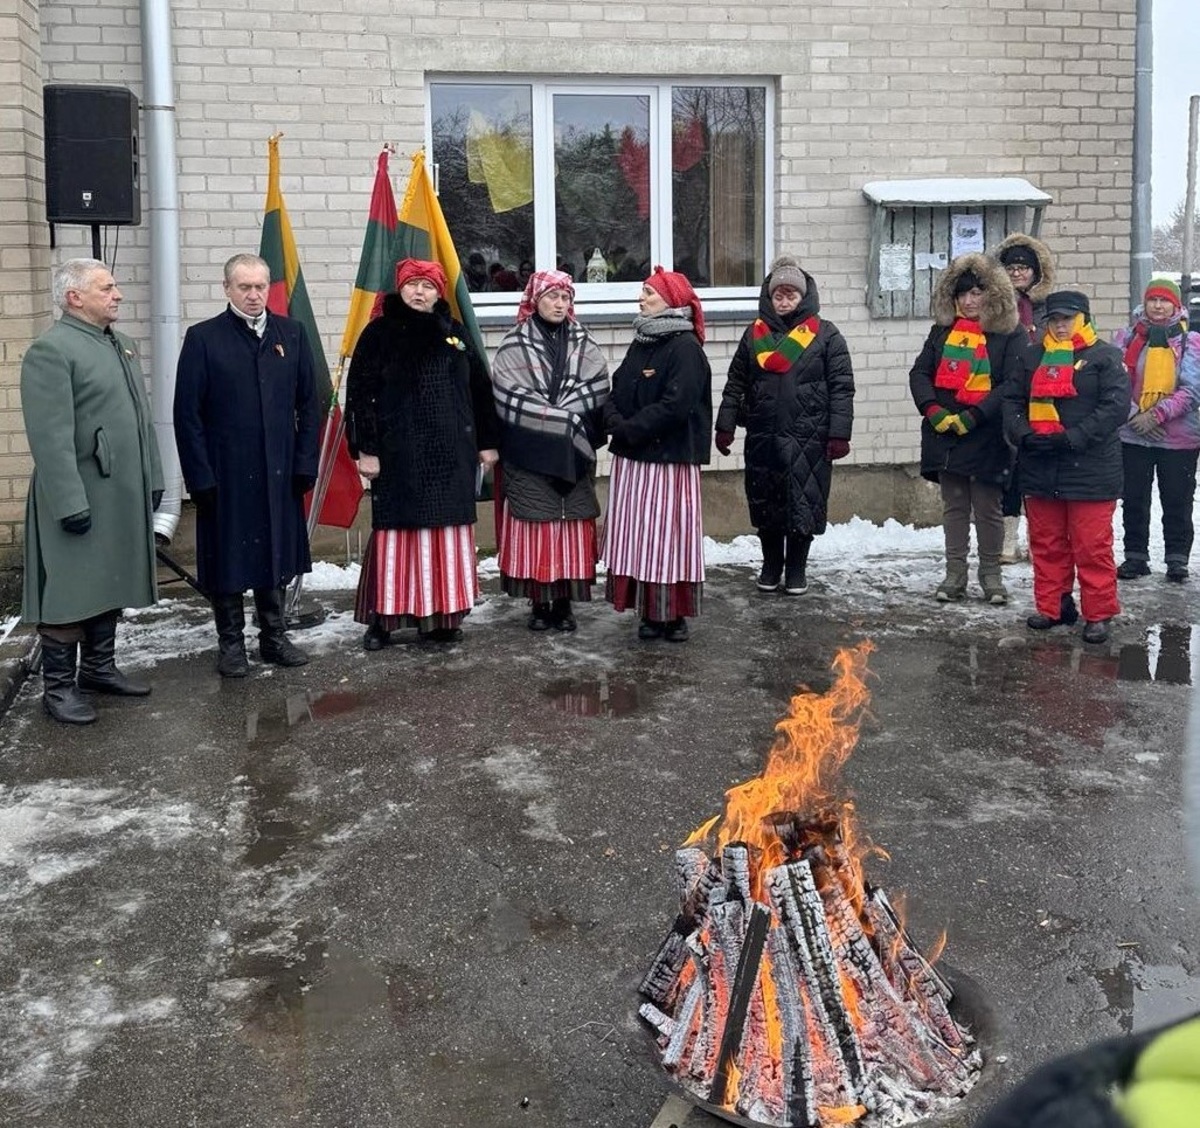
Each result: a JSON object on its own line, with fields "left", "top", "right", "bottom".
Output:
{"left": 993, "top": 232, "right": 1056, "bottom": 340}
{"left": 992, "top": 233, "right": 1057, "bottom": 565}
{"left": 909, "top": 252, "right": 1033, "bottom": 604}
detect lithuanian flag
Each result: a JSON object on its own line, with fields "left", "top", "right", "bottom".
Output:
{"left": 260, "top": 134, "right": 363, "bottom": 529}
{"left": 338, "top": 147, "right": 401, "bottom": 362}
{"left": 393, "top": 149, "right": 488, "bottom": 368}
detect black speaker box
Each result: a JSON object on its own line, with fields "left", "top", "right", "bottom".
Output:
{"left": 44, "top": 84, "right": 141, "bottom": 226}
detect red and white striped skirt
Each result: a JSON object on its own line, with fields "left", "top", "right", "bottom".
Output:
{"left": 498, "top": 503, "right": 598, "bottom": 590}
{"left": 601, "top": 457, "right": 705, "bottom": 584}
{"left": 354, "top": 526, "right": 477, "bottom": 629}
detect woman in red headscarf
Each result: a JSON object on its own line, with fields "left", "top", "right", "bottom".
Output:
{"left": 601, "top": 267, "right": 712, "bottom": 642}
{"left": 490, "top": 270, "right": 610, "bottom": 631}
{"left": 345, "top": 259, "right": 500, "bottom": 647}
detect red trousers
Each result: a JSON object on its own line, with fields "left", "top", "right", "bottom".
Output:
{"left": 1025, "top": 496, "right": 1120, "bottom": 621}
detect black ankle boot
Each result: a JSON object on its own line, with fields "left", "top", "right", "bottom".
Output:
{"left": 783, "top": 535, "right": 812, "bottom": 595}
{"left": 253, "top": 588, "right": 309, "bottom": 667}
{"left": 40, "top": 636, "right": 97, "bottom": 725}
{"left": 528, "top": 602, "right": 554, "bottom": 631}
{"left": 551, "top": 597, "right": 576, "bottom": 632}
{"left": 212, "top": 593, "right": 249, "bottom": 677}
{"left": 77, "top": 611, "right": 150, "bottom": 696}
{"left": 757, "top": 530, "right": 785, "bottom": 591}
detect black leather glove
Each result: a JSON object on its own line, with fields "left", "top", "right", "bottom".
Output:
{"left": 192, "top": 487, "right": 217, "bottom": 512}
{"left": 151, "top": 489, "right": 164, "bottom": 511}
{"left": 61, "top": 509, "right": 91, "bottom": 535}
{"left": 292, "top": 474, "right": 316, "bottom": 498}
{"left": 1022, "top": 432, "right": 1069, "bottom": 454}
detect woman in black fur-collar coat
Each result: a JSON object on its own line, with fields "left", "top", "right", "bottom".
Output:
{"left": 345, "top": 259, "right": 499, "bottom": 647}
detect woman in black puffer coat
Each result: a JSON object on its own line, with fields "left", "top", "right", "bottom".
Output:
{"left": 715, "top": 255, "right": 854, "bottom": 595}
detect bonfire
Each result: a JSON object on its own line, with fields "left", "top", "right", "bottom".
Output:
{"left": 638, "top": 642, "right": 981, "bottom": 1127}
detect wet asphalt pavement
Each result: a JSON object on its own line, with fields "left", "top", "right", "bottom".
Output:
{"left": 2, "top": 563, "right": 1200, "bottom": 1128}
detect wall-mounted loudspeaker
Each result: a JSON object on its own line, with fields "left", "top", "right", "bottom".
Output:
{"left": 43, "top": 84, "right": 140, "bottom": 226}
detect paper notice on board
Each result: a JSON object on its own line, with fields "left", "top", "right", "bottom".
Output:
{"left": 951, "top": 213, "right": 984, "bottom": 257}
{"left": 915, "top": 251, "right": 948, "bottom": 271}
{"left": 879, "top": 243, "right": 912, "bottom": 291}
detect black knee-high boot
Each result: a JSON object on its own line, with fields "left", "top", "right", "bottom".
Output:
{"left": 253, "top": 588, "right": 309, "bottom": 667}
{"left": 783, "top": 535, "right": 812, "bottom": 595}
{"left": 40, "top": 635, "right": 97, "bottom": 725}
{"left": 78, "top": 611, "right": 151, "bottom": 695}
{"left": 212, "top": 593, "right": 249, "bottom": 678}
{"left": 757, "top": 530, "right": 785, "bottom": 591}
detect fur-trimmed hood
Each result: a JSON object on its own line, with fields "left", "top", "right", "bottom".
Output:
{"left": 992, "top": 232, "right": 1055, "bottom": 303}
{"left": 930, "top": 253, "right": 1018, "bottom": 333}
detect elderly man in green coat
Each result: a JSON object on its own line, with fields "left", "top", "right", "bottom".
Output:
{"left": 21, "top": 258, "right": 164, "bottom": 725}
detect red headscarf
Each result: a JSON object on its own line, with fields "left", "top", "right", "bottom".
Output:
{"left": 644, "top": 265, "right": 705, "bottom": 343}
{"left": 394, "top": 258, "right": 448, "bottom": 299}
{"left": 516, "top": 269, "right": 576, "bottom": 324}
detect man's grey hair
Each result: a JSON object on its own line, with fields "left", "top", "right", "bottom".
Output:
{"left": 223, "top": 253, "right": 270, "bottom": 284}
{"left": 52, "top": 258, "right": 108, "bottom": 311}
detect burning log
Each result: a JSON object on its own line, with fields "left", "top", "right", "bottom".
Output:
{"left": 638, "top": 644, "right": 981, "bottom": 1127}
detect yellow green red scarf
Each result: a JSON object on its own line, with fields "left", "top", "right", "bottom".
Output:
{"left": 1028, "top": 315, "right": 1097, "bottom": 434}
{"left": 934, "top": 318, "right": 991, "bottom": 405}
{"left": 1123, "top": 319, "right": 1186, "bottom": 411}
{"left": 752, "top": 316, "right": 819, "bottom": 372}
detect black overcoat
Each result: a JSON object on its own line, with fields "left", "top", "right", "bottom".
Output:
{"left": 602, "top": 331, "right": 712, "bottom": 465}
{"left": 715, "top": 274, "right": 854, "bottom": 535}
{"left": 345, "top": 295, "right": 500, "bottom": 530}
{"left": 1002, "top": 338, "right": 1127, "bottom": 502}
{"left": 173, "top": 309, "right": 321, "bottom": 595}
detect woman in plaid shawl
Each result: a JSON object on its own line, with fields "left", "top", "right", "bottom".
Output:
{"left": 491, "top": 269, "right": 610, "bottom": 631}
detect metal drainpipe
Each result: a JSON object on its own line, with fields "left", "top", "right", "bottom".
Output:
{"left": 1130, "top": 0, "right": 1153, "bottom": 313}
{"left": 139, "top": 0, "right": 183, "bottom": 543}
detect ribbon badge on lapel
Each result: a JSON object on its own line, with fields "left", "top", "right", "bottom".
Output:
{"left": 274, "top": 343, "right": 285, "bottom": 357}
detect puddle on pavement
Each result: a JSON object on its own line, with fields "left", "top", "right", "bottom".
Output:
{"left": 246, "top": 689, "right": 365, "bottom": 749}
{"left": 542, "top": 673, "right": 646, "bottom": 717}
{"left": 1115, "top": 624, "right": 1197, "bottom": 685}
{"left": 1094, "top": 954, "right": 1200, "bottom": 1033}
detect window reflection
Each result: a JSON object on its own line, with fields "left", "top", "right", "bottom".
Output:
{"left": 553, "top": 93, "right": 651, "bottom": 286}
{"left": 431, "top": 83, "right": 534, "bottom": 291}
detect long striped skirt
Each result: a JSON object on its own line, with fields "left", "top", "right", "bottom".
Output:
{"left": 498, "top": 502, "right": 598, "bottom": 604}
{"left": 354, "top": 525, "right": 478, "bottom": 632}
{"left": 601, "top": 456, "right": 704, "bottom": 620}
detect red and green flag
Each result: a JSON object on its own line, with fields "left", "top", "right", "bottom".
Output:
{"left": 339, "top": 147, "right": 401, "bottom": 360}
{"left": 260, "top": 134, "right": 363, "bottom": 529}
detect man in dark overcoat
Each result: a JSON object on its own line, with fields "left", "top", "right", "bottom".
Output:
{"left": 21, "top": 258, "right": 164, "bottom": 724}
{"left": 173, "top": 253, "right": 322, "bottom": 676}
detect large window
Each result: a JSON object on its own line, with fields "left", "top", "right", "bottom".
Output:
{"left": 429, "top": 78, "right": 770, "bottom": 297}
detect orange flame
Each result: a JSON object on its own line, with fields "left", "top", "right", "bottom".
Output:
{"left": 686, "top": 642, "right": 875, "bottom": 895}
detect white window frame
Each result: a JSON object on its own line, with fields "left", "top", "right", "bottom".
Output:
{"left": 426, "top": 74, "right": 775, "bottom": 313}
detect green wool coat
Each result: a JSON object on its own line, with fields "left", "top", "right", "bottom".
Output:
{"left": 21, "top": 314, "right": 164, "bottom": 625}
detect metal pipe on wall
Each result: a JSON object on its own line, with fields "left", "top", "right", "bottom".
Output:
{"left": 139, "top": 0, "right": 183, "bottom": 544}
{"left": 1130, "top": 0, "right": 1154, "bottom": 314}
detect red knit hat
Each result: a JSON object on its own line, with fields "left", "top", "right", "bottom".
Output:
{"left": 644, "top": 266, "right": 705, "bottom": 343}
{"left": 1145, "top": 277, "right": 1182, "bottom": 310}
{"left": 395, "top": 258, "right": 448, "bottom": 299}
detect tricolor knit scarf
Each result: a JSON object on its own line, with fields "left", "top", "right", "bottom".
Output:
{"left": 1123, "top": 318, "right": 1186, "bottom": 411}
{"left": 934, "top": 318, "right": 991, "bottom": 404}
{"left": 1028, "top": 315, "right": 1097, "bottom": 434}
{"left": 752, "top": 316, "right": 820, "bottom": 372}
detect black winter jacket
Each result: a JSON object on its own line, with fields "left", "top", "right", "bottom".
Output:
{"left": 602, "top": 331, "right": 712, "bottom": 465}
{"left": 715, "top": 274, "right": 853, "bottom": 535}
{"left": 1002, "top": 338, "right": 1127, "bottom": 502}
{"left": 910, "top": 324, "right": 1032, "bottom": 487}
{"left": 345, "top": 295, "right": 500, "bottom": 530}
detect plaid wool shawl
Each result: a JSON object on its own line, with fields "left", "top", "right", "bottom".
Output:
{"left": 491, "top": 317, "right": 610, "bottom": 481}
